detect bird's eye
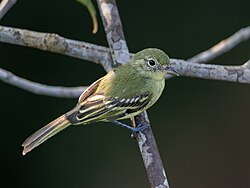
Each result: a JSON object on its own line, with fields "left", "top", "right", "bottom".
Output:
{"left": 147, "top": 59, "right": 156, "bottom": 67}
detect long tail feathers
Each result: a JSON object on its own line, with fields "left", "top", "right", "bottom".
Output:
{"left": 22, "top": 115, "right": 71, "bottom": 155}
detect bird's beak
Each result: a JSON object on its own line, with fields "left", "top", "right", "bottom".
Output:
{"left": 165, "top": 65, "right": 179, "bottom": 76}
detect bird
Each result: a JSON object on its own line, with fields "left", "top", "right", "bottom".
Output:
{"left": 22, "top": 48, "right": 178, "bottom": 155}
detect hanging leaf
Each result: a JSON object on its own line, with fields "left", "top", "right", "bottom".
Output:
{"left": 77, "top": 0, "right": 98, "bottom": 34}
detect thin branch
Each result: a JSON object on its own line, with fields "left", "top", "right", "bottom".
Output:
{"left": 1, "top": 57, "right": 248, "bottom": 99}
{"left": 96, "top": 0, "right": 169, "bottom": 188}
{"left": 0, "top": 68, "right": 85, "bottom": 97}
{"left": 132, "top": 112, "right": 170, "bottom": 188}
{"left": 0, "top": 25, "right": 112, "bottom": 71}
{"left": 2, "top": 25, "right": 250, "bottom": 67}
{"left": 0, "top": 0, "right": 16, "bottom": 20}
{"left": 1, "top": 57, "right": 249, "bottom": 100}
{"left": 1, "top": 25, "right": 250, "bottom": 83}
{"left": 1, "top": 25, "right": 250, "bottom": 99}
{"left": 1, "top": 26, "right": 250, "bottom": 99}
{"left": 96, "top": 0, "right": 130, "bottom": 67}
{"left": 188, "top": 26, "right": 250, "bottom": 63}
{"left": 172, "top": 59, "right": 250, "bottom": 84}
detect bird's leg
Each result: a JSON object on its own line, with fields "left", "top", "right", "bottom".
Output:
{"left": 110, "top": 120, "right": 149, "bottom": 133}
{"left": 110, "top": 120, "right": 134, "bottom": 131}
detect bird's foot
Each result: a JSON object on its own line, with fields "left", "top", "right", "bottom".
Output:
{"left": 131, "top": 124, "right": 149, "bottom": 133}
{"left": 110, "top": 120, "right": 149, "bottom": 133}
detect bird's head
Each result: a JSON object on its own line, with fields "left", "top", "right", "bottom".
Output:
{"left": 131, "top": 48, "right": 178, "bottom": 80}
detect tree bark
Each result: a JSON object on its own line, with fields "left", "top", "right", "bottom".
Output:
{"left": 96, "top": 0, "right": 170, "bottom": 187}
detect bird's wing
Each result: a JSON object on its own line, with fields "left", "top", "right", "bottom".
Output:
{"left": 78, "top": 77, "right": 104, "bottom": 103}
{"left": 66, "top": 93, "right": 151, "bottom": 124}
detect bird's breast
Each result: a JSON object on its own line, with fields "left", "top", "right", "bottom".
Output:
{"left": 147, "top": 79, "right": 165, "bottom": 108}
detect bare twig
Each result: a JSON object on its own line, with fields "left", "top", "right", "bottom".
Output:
{"left": 132, "top": 112, "right": 170, "bottom": 188}
{"left": 1, "top": 58, "right": 248, "bottom": 99}
{"left": 1, "top": 25, "right": 250, "bottom": 82}
{"left": 172, "top": 59, "right": 250, "bottom": 84}
{"left": 0, "top": 25, "right": 112, "bottom": 71}
{"left": 96, "top": 0, "right": 169, "bottom": 188}
{"left": 188, "top": 26, "right": 250, "bottom": 64}
{"left": 0, "top": 68, "right": 85, "bottom": 97}
{"left": 96, "top": 0, "right": 130, "bottom": 67}
{"left": 0, "top": 0, "right": 16, "bottom": 20}
{"left": 2, "top": 25, "right": 250, "bottom": 68}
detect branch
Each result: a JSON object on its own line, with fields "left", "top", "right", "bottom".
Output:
{"left": 97, "top": 0, "right": 130, "bottom": 67}
{"left": 0, "top": 0, "right": 86, "bottom": 98}
{"left": 96, "top": 0, "right": 169, "bottom": 188}
{"left": 1, "top": 57, "right": 248, "bottom": 99}
{"left": 0, "top": 25, "right": 112, "bottom": 71}
{"left": 0, "top": 68, "right": 86, "bottom": 98}
{"left": 0, "top": 0, "right": 16, "bottom": 20}
{"left": 132, "top": 112, "right": 170, "bottom": 188}
{"left": 1, "top": 25, "right": 250, "bottom": 99}
{"left": 1, "top": 25, "right": 250, "bottom": 84}
{"left": 2, "top": 25, "right": 249, "bottom": 68}
{"left": 188, "top": 26, "right": 250, "bottom": 63}
{"left": 172, "top": 59, "right": 250, "bottom": 84}
{"left": 0, "top": 27, "right": 250, "bottom": 98}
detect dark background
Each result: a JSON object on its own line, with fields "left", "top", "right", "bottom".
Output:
{"left": 1, "top": 0, "right": 250, "bottom": 188}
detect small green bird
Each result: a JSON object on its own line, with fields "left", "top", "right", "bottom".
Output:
{"left": 22, "top": 48, "right": 178, "bottom": 155}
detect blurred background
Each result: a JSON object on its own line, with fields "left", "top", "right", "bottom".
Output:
{"left": 1, "top": 0, "right": 250, "bottom": 187}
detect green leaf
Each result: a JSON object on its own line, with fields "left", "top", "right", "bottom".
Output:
{"left": 77, "top": 0, "right": 98, "bottom": 34}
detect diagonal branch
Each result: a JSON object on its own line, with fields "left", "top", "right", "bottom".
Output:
{"left": 0, "top": 0, "right": 16, "bottom": 20}
{"left": 96, "top": 0, "right": 170, "bottom": 188}
{"left": 0, "top": 25, "right": 112, "bottom": 71}
{"left": 96, "top": 0, "right": 130, "bottom": 67}
{"left": 0, "top": 68, "right": 86, "bottom": 97}
{"left": 2, "top": 25, "right": 249, "bottom": 68}
{"left": 172, "top": 59, "right": 250, "bottom": 84}
{"left": 188, "top": 26, "right": 250, "bottom": 64}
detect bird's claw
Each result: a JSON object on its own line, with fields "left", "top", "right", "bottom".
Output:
{"left": 130, "top": 125, "right": 150, "bottom": 138}
{"left": 132, "top": 125, "right": 149, "bottom": 133}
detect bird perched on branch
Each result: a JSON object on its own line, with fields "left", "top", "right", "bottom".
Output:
{"left": 22, "top": 48, "right": 178, "bottom": 155}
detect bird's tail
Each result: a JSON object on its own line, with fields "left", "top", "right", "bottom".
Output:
{"left": 22, "top": 114, "right": 71, "bottom": 155}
